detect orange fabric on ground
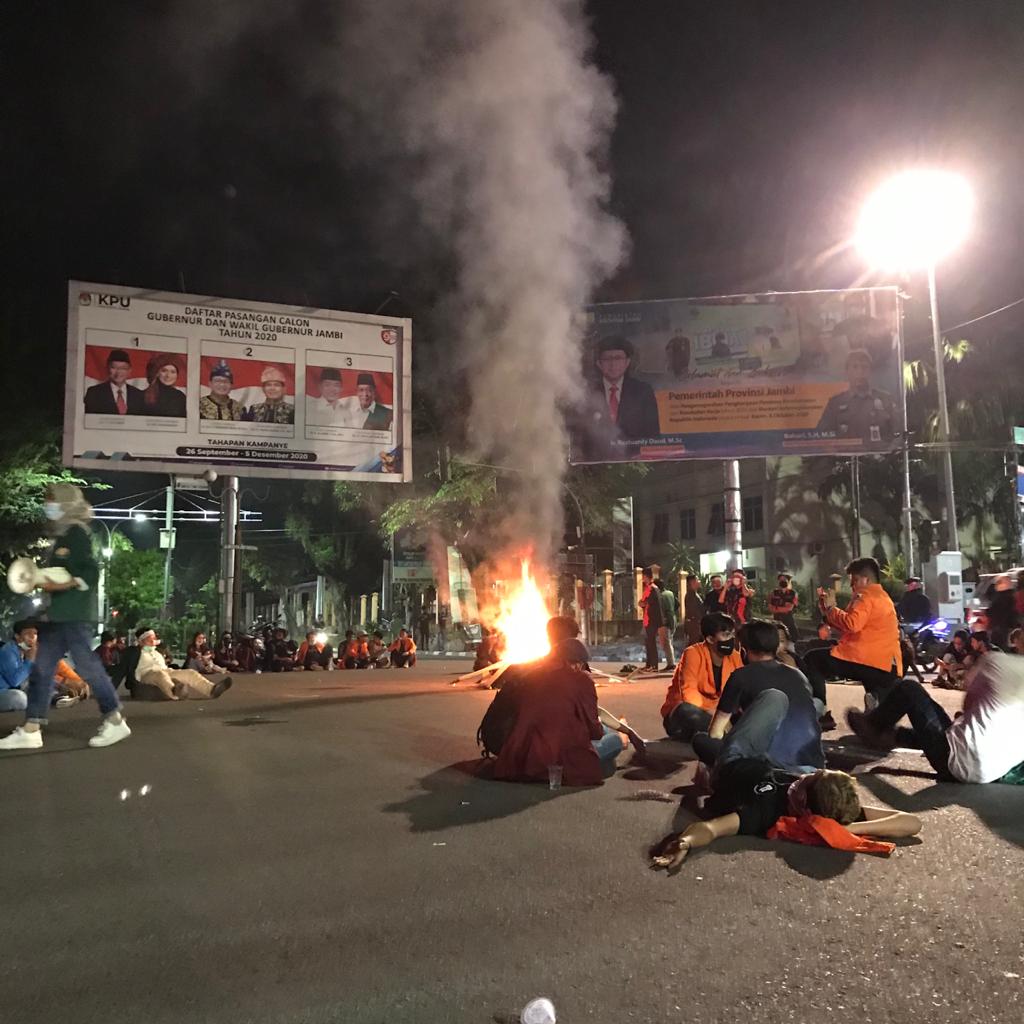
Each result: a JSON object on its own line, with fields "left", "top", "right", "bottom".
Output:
{"left": 54, "top": 660, "right": 82, "bottom": 684}
{"left": 825, "top": 583, "right": 903, "bottom": 674}
{"left": 768, "top": 814, "right": 895, "bottom": 856}
{"left": 659, "top": 641, "right": 743, "bottom": 718}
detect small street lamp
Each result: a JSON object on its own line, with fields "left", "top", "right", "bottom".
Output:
{"left": 856, "top": 168, "right": 974, "bottom": 553}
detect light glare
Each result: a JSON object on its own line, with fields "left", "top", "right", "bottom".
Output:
{"left": 856, "top": 169, "right": 972, "bottom": 270}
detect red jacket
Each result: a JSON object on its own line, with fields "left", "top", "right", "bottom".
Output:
{"left": 493, "top": 662, "right": 605, "bottom": 786}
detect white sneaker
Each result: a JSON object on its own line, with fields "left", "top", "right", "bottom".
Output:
{"left": 0, "top": 726, "right": 43, "bottom": 751}
{"left": 55, "top": 695, "right": 81, "bottom": 708}
{"left": 89, "top": 717, "right": 132, "bottom": 748}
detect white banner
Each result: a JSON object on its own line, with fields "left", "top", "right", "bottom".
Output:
{"left": 64, "top": 282, "right": 412, "bottom": 482}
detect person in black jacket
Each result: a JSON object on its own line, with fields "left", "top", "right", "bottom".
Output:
{"left": 580, "top": 335, "right": 661, "bottom": 460}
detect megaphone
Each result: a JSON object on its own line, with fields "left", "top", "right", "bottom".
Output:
{"left": 6, "top": 558, "right": 76, "bottom": 595}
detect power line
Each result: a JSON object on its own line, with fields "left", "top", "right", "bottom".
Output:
{"left": 942, "top": 295, "right": 1024, "bottom": 335}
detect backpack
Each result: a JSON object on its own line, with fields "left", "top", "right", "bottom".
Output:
{"left": 476, "top": 668, "right": 525, "bottom": 757}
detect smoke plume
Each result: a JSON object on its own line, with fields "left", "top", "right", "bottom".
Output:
{"left": 331, "top": 0, "right": 627, "bottom": 560}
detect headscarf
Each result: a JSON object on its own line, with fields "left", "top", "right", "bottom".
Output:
{"left": 46, "top": 482, "right": 93, "bottom": 536}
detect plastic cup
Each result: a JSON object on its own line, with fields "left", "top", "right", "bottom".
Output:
{"left": 547, "top": 765, "right": 563, "bottom": 791}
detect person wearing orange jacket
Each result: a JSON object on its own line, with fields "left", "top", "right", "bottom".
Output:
{"left": 389, "top": 628, "right": 417, "bottom": 668}
{"left": 660, "top": 611, "right": 743, "bottom": 740}
{"left": 804, "top": 557, "right": 903, "bottom": 709}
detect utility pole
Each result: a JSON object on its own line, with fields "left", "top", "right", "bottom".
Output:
{"left": 161, "top": 480, "right": 175, "bottom": 615}
{"left": 928, "top": 263, "right": 959, "bottom": 552}
{"left": 724, "top": 460, "right": 743, "bottom": 570}
{"left": 850, "top": 456, "right": 862, "bottom": 558}
{"left": 219, "top": 475, "right": 239, "bottom": 635}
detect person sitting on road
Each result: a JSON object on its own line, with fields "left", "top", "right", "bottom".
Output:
{"left": 935, "top": 629, "right": 971, "bottom": 689}
{"left": 488, "top": 638, "right": 628, "bottom": 785}
{"left": 649, "top": 756, "right": 921, "bottom": 871}
{"left": 342, "top": 631, "right": 370, "bottom": 669}
{"left": 846, "top": 650, "right": 1024, "bottom": 784}
{"left": 94, "top": 631, "right": 120, "bottom": 677}
{"left": 296, "top": 630, "right": 333, "bottom": 671}
{"left": 367, "top": 631, "right": 390, "bottom": 668}
{"left": 473, "top": 627, "right": 503, "bottom": 672}
{"left": 773, "top": 621, "right": 835, "bottom": 730}
{"left": 692, "top": 619, "right": 824, "bottom": 774}
{"left": 805, "top": 557, "right": 902, "bottom": 710}
{"left": 660, "top": 612, "right": 743, "bottom": 742}
{"left": 133, "top": 629, "right": 233, "bottom": 701}
{"left": 0, "top": 619, "right": 93, "bottom": 711}
{"left": 186, "top": 632, "right": 221, "bottom": 674}
{"left": 896, "top": 577, "right": 933, "bottom": 624}
{"left": 389, "top": 628, "right": 417, "bottom": 668}
{"left": 269, "top": 627, "right": 297, "bottom": 672}
{"left": 214, "top": 631, "right": 241, "bottom": 673}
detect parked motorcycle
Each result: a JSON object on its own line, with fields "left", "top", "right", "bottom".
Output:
{"left": 903, "top": 618, "right": 952, "bottom": 673}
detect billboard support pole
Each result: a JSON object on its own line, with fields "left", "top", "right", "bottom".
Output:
{"left": 929, "top": 263, "right": 959, "bottom": 552}
{"left": 850, "top": 456, "right": 862, "bottom": 558}
{"left": 161, "top": 481, "right": 174, "bottom": 615}
{"left": 724, "top": 460, "right": 743, "bottom": 571}
{"left": 219, "top": 476, "right": 239, "bottom": 636}
{"left": 902, "top": 443, "right": 915, "bottom": 576}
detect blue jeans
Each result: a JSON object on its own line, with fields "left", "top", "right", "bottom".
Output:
{"left": 26, "top": 621, "right": 121, "bottom": 724}
{"left": 0, "top": 689, "right": 28, "bottom": 712}
{"left": 592, "top": 725, "right": 624, "bottom": 778}
{"left": 699, "top": 689, "right": 791, "bottom": 771}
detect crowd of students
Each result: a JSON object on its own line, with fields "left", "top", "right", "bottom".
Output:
{"left": 475, "top": 555, "right": 1024, "bottom": 870}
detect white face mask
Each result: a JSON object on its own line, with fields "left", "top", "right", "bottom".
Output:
{"left": 17, "top": 640, "right": 32, "bottom": 651}
{"left": 43, "top": 502, "right": 63, "bottom": 521}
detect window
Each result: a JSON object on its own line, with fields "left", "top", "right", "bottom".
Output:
{"left": 679, "top": 507, "right": 696, "bottom": 541}
{"left": 652, "top": 512, "right": 669, "bottom": 545}
{"left": 743, "top": 494, "right": 764, "bottom": 533}
{"left": 707, "top": 502, "right": 724, "bottom": 536}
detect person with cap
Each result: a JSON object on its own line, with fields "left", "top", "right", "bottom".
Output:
{"left": 247, "top": 365, "right": 295, "bottom": 424}
{"left": 581, "top": 335, "right": 660, "bottom": 460}
{"left": 307, "top": 366, "right": 347, "bottom": 426}
{"left": 199, "top": 360, "right": 243, "bottom": 420}
{"left": 896, "top": 577, "right": 933, "bottom": 626}
{"left": 133, "top": 629, "right": 233, "bottom": 701}
{"left": 141, "top": 352, "right": 187, "bottom": 417}
{"left": 339, "top": 373, "right": 393, "bottom": 430}
{"left": 268, "top": 627, "right": 298, "bottom": 671}
{"left": 769, "top": 572, "right": 799, "bottom": 639}
{"left": 83, "top": 348, "right": 145, "bottom": 415}
{"left": 816, "top": 348, "right": 896, "bottom": 445}
{"left": 487, "top": 637, "right": 630, "bottom": 785}
{"left": 0, "top": 484, "right": 131, "bottom": 750}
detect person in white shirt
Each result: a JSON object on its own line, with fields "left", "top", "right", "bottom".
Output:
{"left": 307, "top": 367, "right": 347, "bottom": 426}
{"left": 337, "top": 373, "right": 393, "bottom": 430}
{"left": 133, "top": 630, "right": 233, "bottom": 702}
{"left": 846, "top": 651, "right": 1024, "bottom": 783}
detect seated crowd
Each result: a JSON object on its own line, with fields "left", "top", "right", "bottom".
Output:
{"left": 474, "top": 556, "right": 1024, "bottom": 870}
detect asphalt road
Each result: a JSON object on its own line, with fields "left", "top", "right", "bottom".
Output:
{"left": 2, "top": 660, "right": 1022, "bottom": 1024}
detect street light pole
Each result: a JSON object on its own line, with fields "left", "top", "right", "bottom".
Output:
{"left": 928, "top": 263, "right": 959, "bottom": 552}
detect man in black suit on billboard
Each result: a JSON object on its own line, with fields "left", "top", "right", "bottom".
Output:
{"left": 581, "top": 335, "right": 660, "bottom": 460}
{"left": 83, "top": 348, "right": 145, "bottom": 415}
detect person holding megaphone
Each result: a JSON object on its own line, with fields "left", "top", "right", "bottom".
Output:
{"left": 0, "top": 483, "right": 131, "bottom": 751}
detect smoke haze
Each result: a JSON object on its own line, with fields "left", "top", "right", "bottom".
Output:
{"left": 330, "top": 0, "right": 627, "bottom": 560}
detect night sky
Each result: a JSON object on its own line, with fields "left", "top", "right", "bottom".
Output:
{"left": 5, "top": 0, "right": 1023, "bottom": 440}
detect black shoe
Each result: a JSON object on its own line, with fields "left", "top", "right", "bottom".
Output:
{"left": 211, "top": 677, "right": 233, "bottom": 699}
{"left": 818, "top": 709, "right": 837, "bottom": 732}
{"left": 845, "top": 708, "right": 897, "bottom": 750}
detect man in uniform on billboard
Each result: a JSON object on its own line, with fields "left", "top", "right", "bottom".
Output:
{"left": 582, "top": 336, "right": 660, "bottom": 459}
{"left": 84, "top": 348, "right": 145, "bottom": 415}
{"left": 247, "top": 365, "right": 295, "bottom": 424}
{"left": 816, "top": 348, "right": 896, "bottom": 445}
{"left": 308, "top": 367, "right": 346, "bottom": 426}
{"left": 341, "top": 373, "right": 393, "bottom": 430}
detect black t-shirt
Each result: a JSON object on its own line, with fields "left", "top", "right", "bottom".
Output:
{"left": 716, "top": 660, "right": 824, "bottom": 769}
{"left": 704, "top": 757, "right": 800, "bottom": 836}
{"left": 712, "top": 660, "right": 723, "bottom": 695}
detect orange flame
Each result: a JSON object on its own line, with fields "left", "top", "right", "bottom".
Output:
{"left": 494, "top": 559, "right": 552, "bottom": 663}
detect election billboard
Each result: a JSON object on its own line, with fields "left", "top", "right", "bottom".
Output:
{"left": 570, "top": 286, "right": 903, "bottom": 463}
{"left": 64, "top": 282, "right": 412, "bottom": 482}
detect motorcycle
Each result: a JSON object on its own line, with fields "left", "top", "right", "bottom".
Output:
{"left": 903, "top": 618, "right": 952, "bottom": 673}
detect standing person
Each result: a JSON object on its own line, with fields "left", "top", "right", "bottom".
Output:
{"left": 661, "top": 612, "right": 743, "bottom": 741}
{"left": 683, "top": 574, "right": 705, "bottom": 647}
{"left": 768, "top": 572, "right": 799, "bottom": 640}
{"left": 804, "top": 557, "right": 902, "bottom": 710}
{"left": 896, "top": 577, "right": 933, "bottom": 625}
{"left": 704, "top": 574, "right": 726, "bottom": 613}
{"left": 692, "top": 620, "right": 824, "bottom": 773}
{"left": 723, "top": 569, "right": 752, "bottom": 625}
{"left": 83, "top": 348, "right": 145, "bottom": 415}
{"left": 0, "top": 484, "right": 130, "bottom": 750}
{"left": 416, "top": 609, "right": 432, "bottom": 652}
{"left": 657, "top": 577, "right": 677, "bottom": 669}
{"left": 638, "top": 568, "right": 663, "bottom": 672}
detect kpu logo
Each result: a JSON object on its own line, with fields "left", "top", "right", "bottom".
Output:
{"left": 79, "top": 291, "right": 130, "bottom": 308}
{"left": 381, "top": 328, "right": 398, "bottom": 345}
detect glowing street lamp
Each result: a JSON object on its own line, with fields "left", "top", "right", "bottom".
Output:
{"left": 856, "top": 169, "right": 974, "bottom": 553}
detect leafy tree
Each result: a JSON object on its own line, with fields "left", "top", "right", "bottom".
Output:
{"left": 106, "top": 547, "right": 165, "bottom": 627}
